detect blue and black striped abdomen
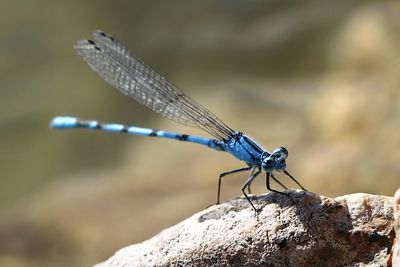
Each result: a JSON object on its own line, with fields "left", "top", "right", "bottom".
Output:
{"left": 225, "top": 132, "right": 267, "bottom": 165}
{"left": 50, "top": 116, "right": 227, "bottom": 151}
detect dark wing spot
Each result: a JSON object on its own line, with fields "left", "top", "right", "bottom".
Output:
{"left": 87, "top": 40, "right": 101, "bottom": 51}
{"left": 99, "top": 31, "right": 115, "bottom": 41}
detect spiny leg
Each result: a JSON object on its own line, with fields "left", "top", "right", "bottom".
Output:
{"left": 241, "top": 167, "right": 262, "bottom": 213}
{"left": 246, "top": 166, "right": 258, "bottom": 194}
{"left": 266, "top": 173, "right": 291, "bottom": 200}
{"left": 271, "top": 173, "right": 288, "bottom": 190}
{"left": 283, "top": 170, "right": 307, "bottom": 191}
{"left": 217, "top": 166, "right": 252, "bottom": 204}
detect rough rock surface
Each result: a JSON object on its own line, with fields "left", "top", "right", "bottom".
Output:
{"left": 391, "top": 189, "right": 400, "bottom": 266}
{"left": 96, "top": 191, "right": 394, "bottom": 267}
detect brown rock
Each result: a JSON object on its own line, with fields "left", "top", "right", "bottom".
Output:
{"left": 96, "top": 191, "right": 394, "bottom": 267}
{"left": 392, "top": 188, "right": 400, "bottom": 267}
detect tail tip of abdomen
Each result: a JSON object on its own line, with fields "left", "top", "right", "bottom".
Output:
{"left": 50, "top": 116, "right": 79, "bottom": 129}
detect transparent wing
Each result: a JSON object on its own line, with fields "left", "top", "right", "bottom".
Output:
{"left": 74, "top": 30, "right": 235, "bottom": 140}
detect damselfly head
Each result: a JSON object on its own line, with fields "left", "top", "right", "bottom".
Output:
{"left": 262, "top": 147, "right": 288, "bottom": 172}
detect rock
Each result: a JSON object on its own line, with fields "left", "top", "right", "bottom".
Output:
{"left": 392, "top": 189, "right": 400, "bottom": 266}
{"left": 95, "top": 191, "right": 394, "bottom": 267}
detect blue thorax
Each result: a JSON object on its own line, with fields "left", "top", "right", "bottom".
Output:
{"left": 224, "top": 132, "right": 270, "bottom": 165}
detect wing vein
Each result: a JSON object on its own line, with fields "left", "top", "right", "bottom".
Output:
{"left": 74, "top": 30, "right": 234, "bottom": 140}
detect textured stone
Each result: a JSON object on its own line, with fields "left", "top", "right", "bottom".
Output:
{"left": 392, "top": 188, "right": 400, "bottom": 267}
{"left": 96, "top": 191, "right": 394, "bottom": 267}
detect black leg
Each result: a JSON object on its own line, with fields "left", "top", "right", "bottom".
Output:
{"left": 241, "top": 168, "right": 262, "bottom": 214}
{"left": 271, "top": 173, "right": 288, "bottom": 190}
{"left": 247, "top": 184, "right": 252, "bottom": 194}
{"left": 283, "top": 170, "right": 307, "bottom": 191}
{"left": 246, "top": 166, "right": 257, "bottom": 194}
{"left": 266, "top": 173, "right": 291, "bottom": 199}
{"left": 217, "top": 166, "right": 252, "bottom": 204}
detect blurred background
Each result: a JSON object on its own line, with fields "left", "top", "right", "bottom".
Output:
{"left": 1, "top": 0, "right": 399, "bottom": 266}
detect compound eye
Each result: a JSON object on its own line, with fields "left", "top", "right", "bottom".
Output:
{"left": 274, "top": 147, "right": 288, "bottom": 159}
{"left": 279, "top": 147, "right": 288, "bottom": 156}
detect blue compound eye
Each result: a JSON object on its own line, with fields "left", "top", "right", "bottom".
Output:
{"left": 279, "top": 147, "right": 288, "bottom": 156}
{"left": 271, "top": 147, "right": 288, "bottom": 159}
